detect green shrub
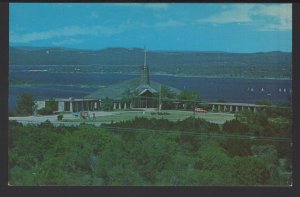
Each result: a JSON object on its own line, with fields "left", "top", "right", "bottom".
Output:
{"left": 37, "top": 107, "right": 53, "bottom": 115}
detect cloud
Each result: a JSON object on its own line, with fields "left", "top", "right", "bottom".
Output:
{"left": 11, "top": 26, "right": 89, "bottom": 43}
{"left": 10, "top": 25, "right": 125, "bottom": 44}
{"left": 197, "top": 4, "right": 255, "bottom": 24}
{"left": 196, "top": 4, "right": 292, "bottom": 31}
{"left": 9, "top": 17, "right": 183, "bottom": 44}
{"left": 52, "top": 38, "right": 84, "bottom": 46}
{"left": 144, "top": 19, "right": 185, "bottom": 28}
{"left": 144, "top": 3, "right": 169, "bottom": 10}
{"left": 112, "top": 3, "right": 169, "bottom": 10}
{"left": 254, "top": 4, "right": 292, "bottom": 31}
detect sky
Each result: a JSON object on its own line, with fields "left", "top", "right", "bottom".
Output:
{"left": 9, "top": 3, "right": 292, "bottom": 53}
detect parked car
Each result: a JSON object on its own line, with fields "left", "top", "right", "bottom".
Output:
{"left": 57, "top": 114, "right": 63, "bottom": 121}
{"left": 194, "top": 108, "right": 208, "bottom": 113}
{"left": 80, "top": 111, "right": 89, "bottom": 119}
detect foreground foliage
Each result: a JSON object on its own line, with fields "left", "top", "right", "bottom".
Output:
{"left": 9, "top": 107, "right": 291, "bottom": 186}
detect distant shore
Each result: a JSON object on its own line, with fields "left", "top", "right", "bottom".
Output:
{"left": 9, "top": 65, "right": 292, "bottom": 81}
{"left": 151, "top": 72, "right": 292, "bottom": 80}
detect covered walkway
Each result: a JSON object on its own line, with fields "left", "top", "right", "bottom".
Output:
{"left": 207, "top": 102, "right": 267, "bottom": 113}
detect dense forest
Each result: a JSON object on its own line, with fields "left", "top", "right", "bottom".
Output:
{"left": 9, "top": 47, "right": 292, "bottom": 78}
{"left": 8, "top": 107, "right": 292, "bottom": 186}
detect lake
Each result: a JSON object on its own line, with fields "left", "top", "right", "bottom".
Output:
{"left": 9, "top": 65, "right": 292, "bottom": 111}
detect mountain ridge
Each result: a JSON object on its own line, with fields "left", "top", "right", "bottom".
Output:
{"left": 10, "top": 46, "right": 291, "bottom": 54}
{"left": 9, "top": 46, "right": 292, "bottom": 78}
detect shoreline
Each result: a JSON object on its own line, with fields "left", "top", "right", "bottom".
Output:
{"left": 9, "top": 65, "right": 291, "bottom": 80}
{"left": 151, "top": 73, "right": 292, "bottom": 80}
{"left": 9, "top": 70, "right": 292, "bottom": 81}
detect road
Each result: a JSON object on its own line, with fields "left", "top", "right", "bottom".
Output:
{"left": 9, "top": 111, "right": 118, "bottom": 127}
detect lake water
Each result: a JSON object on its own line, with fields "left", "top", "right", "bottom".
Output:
{"left": 9, "top": 65, "right": 292, "bottom": 111}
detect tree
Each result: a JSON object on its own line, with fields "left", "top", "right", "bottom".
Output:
{"left": 276, "top": 102, "right": 291, "bottom": 108}
{"left": 121, "top": 88, "right": 135, "bottom": 103}
{"left": 159, "top": 86, "right": 177, "bottom": 109}
{"left": 177, "top": 90, "right": 201, "bottom": 110}
{"left": 128, "top": 132, "right": 180, "bottom": 184}
{"left": 46, "top": 99, "right": 58, "bottom": 111}
{"left": 251, "top": 145, "right": 279, "bottom": 175}
{"left": 269, "top": 103, "right": 292, "bottom": 119}
{"left": 231, "top": 156, "right": 270, "bottom": 185}
{"left": 194, "top": 142, "right": 236, "bottom": 185}
{"left": 197, "top": 103, "right": 210, "bottom": 110}
{"left": 255, "top": 99, "right": 272, "bottom": 106}
{"left": 37, "top": 99, "right": 58, "bottom": 115}
{"left": 161, "top": 86, "right": 177, "bottom": 99}
{"left": 235, "top": 109, "right": 255, "bottom": 124}
{"left": 100, "top": 97, "right": 113, "bottom": 111}
{"left": 15, "top": 93, "right": 36, "bottom": 116}
{"left": 223, "top": 119, "right": 249, "bottom": 134}
{"left": 177, "top": 90, "right": 200, "bottom": 101}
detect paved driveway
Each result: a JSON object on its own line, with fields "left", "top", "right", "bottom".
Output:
{"left": 9, "top": 111, "right": 118, "bottom": 126}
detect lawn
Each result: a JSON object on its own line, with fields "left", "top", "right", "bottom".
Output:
{"left": 63, "top": 110, "right": 235, "bottom": 124}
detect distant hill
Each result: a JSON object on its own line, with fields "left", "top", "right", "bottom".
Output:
{"left": 9, "top": 46, "right": 292, "bottom": 78}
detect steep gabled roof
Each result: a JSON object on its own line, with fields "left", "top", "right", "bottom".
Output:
{"left": 136, "top": 84, "right": 158, "bottom": 95}
{"left": 85, "top": 78, "right": 180, "bottom": 100}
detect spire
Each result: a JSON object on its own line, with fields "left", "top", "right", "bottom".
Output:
{"left": 144, "top": 48, "right": 147, "bottom": 68}
{"left": 141, "top": 47, "right": 150, "bottom": 85}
